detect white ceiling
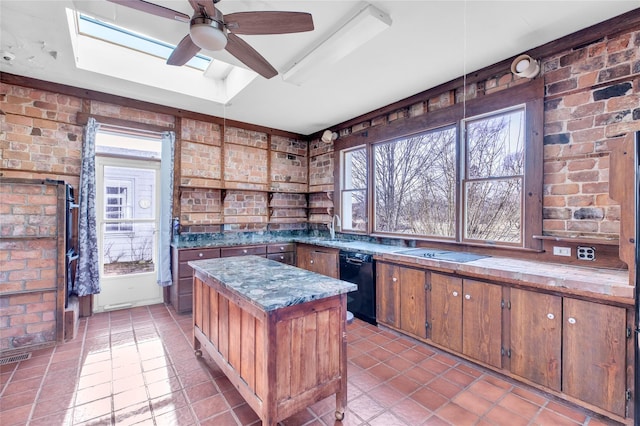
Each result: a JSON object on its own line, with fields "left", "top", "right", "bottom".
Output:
{"left": 1, "top": 1, "right": 638, "bottom": 135}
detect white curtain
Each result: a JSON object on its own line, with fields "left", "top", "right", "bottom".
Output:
{"left": 157, "top": 131, "right": 175, "bottom": 286}
{"left": 74, "top": 117, "right": 100, "bottom": 296}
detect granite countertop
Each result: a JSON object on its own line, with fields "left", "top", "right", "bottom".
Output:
{"left": 177, "top": 234, "right": 631, "bottom": 301}
{"left": 188, "top": 256, "right": 357, "bottom": 312}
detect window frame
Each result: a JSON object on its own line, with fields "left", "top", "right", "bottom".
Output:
{"left": 335, "top": 79, "right": 543, "bottom": 250}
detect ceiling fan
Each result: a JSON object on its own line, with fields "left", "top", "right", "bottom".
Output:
{"left": 107, "top": 0, "right": 314, "bottom": 79}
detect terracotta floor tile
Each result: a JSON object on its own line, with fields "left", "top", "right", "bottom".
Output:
{"left": 233, "top": 402, "right": 261, "bottom": 424}
{"left": 184, "top": 380, "right": 219, "bottom": 403}
{"left": 369, "top": 410, "right": 410, "bottom": 426}
{"left": 346, "top": 394, "right": 385, "bottom": 422}
{"left": 429, "top": 376, "right": 463, "bottom": 399}
{"left": 0, "top": 305, "right": 617, "bottom": 426}
{"left": 410, "top": 387, "right": 449, "bottom": 412}
{"left": 388, "top": 374, "right": 423, "bottom": 395}
{"left": 485, "top": 404, "right": 530, "bottom": 426}
{"left": 498, "top": 393, "right": 542, "bottom": 419}
{"left": 191, "top": 393, "right": 229, "bottom": 421}
{"left": 390, "top": 397, "right": 432, "bottom": 425}
{"left": 154, "top": 404, "right": 197, "bottom": 425}
{"left": 367, "top": 383, "right": 405, "bottom": 408}
{"left": 0, "top": 403, "right": 33, "bottom": 426}
{"left": 436, "top": 402, "right": 480, "bottom": 426}
{"left": 72, "top": 396, "right": 112, "bottom": 424}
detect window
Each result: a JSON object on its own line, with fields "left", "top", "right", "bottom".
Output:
{"left": 337, "top": 81, "right": 542, "bottom": 249}
{"left": 105, "top": 180, "right": 133, "bottom": 233}
{"left": 77, "top": 13, "right": 211, "bottom": 71}
{"left": 464, "top": 108, "right": 524, "bottom": 244}
{"left": 374, "top": 126, "right": 457, "bottom": 238}
{"left": 341, "top": 147, "right": 367, "bottom": 232}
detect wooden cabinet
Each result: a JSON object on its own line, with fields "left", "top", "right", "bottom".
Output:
{"left": 510, "top": 288, "right": 561, "bottom": 391}
{"left": 376, "top": 262, "right": 427, "bottom": 339}
{"left": 171, "top": 246, "right": 220, "bottom": 313}
{"left": 267, "top": 243, "right": 296, "bottom": 265}
{"left": 296, "top": 244, "right": 339, "bottom": 279}
{"left": 172, "top": 243, "right": 295, "bottom": 313}
{"left": 429, "top": 273, "right": 502, "bottom": 368}
{"left": 562, "top": 298, "right": 627, "bottom": 416}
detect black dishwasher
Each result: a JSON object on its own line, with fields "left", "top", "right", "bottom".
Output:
{"left": 339, "top": 251, "right": 376, "bottom": 325}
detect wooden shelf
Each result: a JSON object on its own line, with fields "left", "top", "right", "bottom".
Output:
{"left": 533, "top": 235, "right": 619, "bottom": 246}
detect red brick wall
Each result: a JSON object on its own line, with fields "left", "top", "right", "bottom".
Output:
{"left": 1, "top": 181, "right": 60, "bottom": 352}
{"left": 327, "top": 27, "right": 640, "bottom": 241}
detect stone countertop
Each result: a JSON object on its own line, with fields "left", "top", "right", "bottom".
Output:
{"left": 188, "top": 256, "right": 357, "bottom": 312}
{"left": 380, "top": 251, "right": 631, "bottom": 301}
{"left": 177, "top": 235, "right": 631, "bottom": 302}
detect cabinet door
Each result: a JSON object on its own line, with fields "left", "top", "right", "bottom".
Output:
{"left": 510, "top": 288, "right": 561, "bottom": 391}
{"left": 296, "top": 244, "right": 339, "bottom": 278}
{"left": 430, "top": 273, "right": 463, "bottom": 353}
{"left": 462, "top": 279, "right": 502, "bottom": 368}
{"left": 376, "top": 262, "right": 400, "bottom": 328}
{"left": 309, "top": 250, "right": 339, "bottom": 278}
{"left": 399, "top": 267, "right": 427, "bottom": 338}
{"left": 562, "top": 298, "right": 627, "bottom": 416}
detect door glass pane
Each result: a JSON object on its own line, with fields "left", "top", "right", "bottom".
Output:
{"left": 102, "top": 165, "right": 157, "bottom": 276}
{"left": 465, "top": 178, "right": 522, "bottom": 243}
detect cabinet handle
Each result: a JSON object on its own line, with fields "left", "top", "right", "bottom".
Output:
{"left": 464, "top": 294, "right": 471, "bottom": 300}
{"left": 547, "top": 313, "right": 555, "bottom": 320}
{"left": 452, "top": 291, "right": 458, "bottom": 297}
{"left": 310, "top": 260, "right": 314, "bottom": 264}
{"left": 280, "top": 246, "right": 285, "bottom": 251}
{"left": 568, "top": 317, "right": 576, "bottom": 324}
{"left": 392, "top": 277, "right": 397, "bottom": 282}
{"left": 280, "top": 255, "right": 284, "bottom": 260}
{"left": 243, "top": 249, "right": 248, "bottom": 254}
{"left": 198, "top": 252, "right": 203, "bottom": 257}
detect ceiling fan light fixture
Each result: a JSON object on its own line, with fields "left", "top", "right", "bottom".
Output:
{"left": 190, "top": 16, "right": 227, "bottom": 51}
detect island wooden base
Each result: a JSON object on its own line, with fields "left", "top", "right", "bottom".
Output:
{"left": 192, "top": 273, "right": 348, "bottom": 426}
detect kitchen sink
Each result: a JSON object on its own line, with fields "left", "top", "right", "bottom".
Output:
{"left": 395, "top": 248, "right": 489, "bottom": 263}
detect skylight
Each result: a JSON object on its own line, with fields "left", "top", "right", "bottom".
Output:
{"left": 66, "top": 8, "right": 257, "bottom": 105}
{"left": 77, "top": 13, "right": 211, "bottom": 71}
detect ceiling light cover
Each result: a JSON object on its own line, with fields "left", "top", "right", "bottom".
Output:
{"left": 510, "top": 54, "right": 540, "bottom": 79}
{"left": 190, "top": 18, "right": 227, "bottom": 51}
{"left": 282, "top": 4, "right": 392, "bottom": 85}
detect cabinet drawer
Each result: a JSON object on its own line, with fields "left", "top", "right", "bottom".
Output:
{"left": 221, "top": 245, "right": 267, "bottom": 257}
{"left": 267, "top": 243, "right": 295, "bottom": 254}
{"left": 178, "top": 277, "right": 193, "bottom": 295}
{"left": 267, "top": 252, "right": 295, "bottom": 265}
{"left": 180, "top": 248, "right": 221, "bottom": 262}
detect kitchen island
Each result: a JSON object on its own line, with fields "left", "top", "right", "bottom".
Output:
{"left": 188, "top": 256, "right": 357, "bottom": 426}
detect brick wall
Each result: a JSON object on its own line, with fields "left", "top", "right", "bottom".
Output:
{"left": 327, "top": 26, "right": 640, "bottom": 241}
{"left": 1, "top": 181, "right": 61, "bottom": 352}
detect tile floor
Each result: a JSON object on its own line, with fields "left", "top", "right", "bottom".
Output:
{"left": 0, "top": 304, "right": 622, "bottom": 426}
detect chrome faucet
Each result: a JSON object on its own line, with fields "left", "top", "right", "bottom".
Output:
{"left": 328, "top": 214, "right": 341, "bottom": 240}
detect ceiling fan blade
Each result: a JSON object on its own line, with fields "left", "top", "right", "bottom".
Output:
{"left": 167, "top": 34, "right": 201, "bottom": 66}
{"left": 107, "top": 0, "right": 190, "bottom": 22}
{"left": 225, "top": 11, "right": 314, "bottom": 35}
{"left": 188, "top": 0, "right": 217, "bottom": 18}
{"left": 225, "top": 33, "right": 277, "bottom": 79}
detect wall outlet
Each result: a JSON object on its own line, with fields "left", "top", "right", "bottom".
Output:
{"left": 552, "top": 246, "right": 571, "bottom": 257}
{"left": 577, "top": 246, "right": 596, "bottom": 261}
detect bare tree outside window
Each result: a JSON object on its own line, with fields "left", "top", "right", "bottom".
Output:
{"left": 374, "top": 127, "right": 456, "bottom": 237}
{"left": 464, "top": 109, "right": 524, "bottom": 243}
{"left": 341, "top": 147, "right": 367, "bottom": 231}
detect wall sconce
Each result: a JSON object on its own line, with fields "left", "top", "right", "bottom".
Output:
{"left": 321, "top": 130, "right": 338, "bottom": 143}
{"left": 510, "top": 54, "right": 540, "bottom": 79}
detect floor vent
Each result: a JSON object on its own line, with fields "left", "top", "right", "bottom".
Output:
{"left": 0, "top": 352, "right": 31, "bottom": 365}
